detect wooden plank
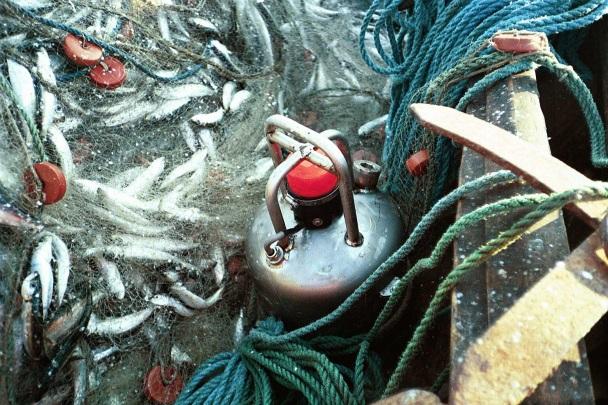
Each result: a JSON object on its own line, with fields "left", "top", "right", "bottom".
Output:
{"left": 602, "top": 16, "right": 608, "bottom": 129}
{"left": 451, "top": 98, "right": 489, "bottom": 372}
{"left": 450, "top": 71, "right": 594, "bottom": 404}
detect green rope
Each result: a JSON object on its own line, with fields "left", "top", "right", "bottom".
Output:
{"left": 431, "top": 365, "right": 450, "bottom": 394}
{"left": 382, "top": 184, "right": 608, "bottom": 396}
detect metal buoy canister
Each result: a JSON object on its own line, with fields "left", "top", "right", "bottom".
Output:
{"left": 246, "top": 115, "right": 405, "bottom": 327}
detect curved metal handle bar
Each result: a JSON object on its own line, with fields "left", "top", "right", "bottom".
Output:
{"left": 264, "top": 115, "right": 362, "bottom": 246}
{"left": 321, "top": 129, "right": 354, "bottom": 188}
{"left": 265, "top": 150, "right": 309, "bottom": 248}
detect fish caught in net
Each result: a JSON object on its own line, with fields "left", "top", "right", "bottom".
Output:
{"left": 0, "top": 0, "right": 389, "bottom": 403}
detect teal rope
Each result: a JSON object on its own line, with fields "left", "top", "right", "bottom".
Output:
{"left": 382, "top": 184, "right": 608, "bottom": 396}
{"left": 358, "top": 0, "right": 608, "bottom": 220}
{"left": 431, "top": 365, "right": 450, "bottom": 394}
{"left": 176, "top": 318, "right": 364, "bottom": 405}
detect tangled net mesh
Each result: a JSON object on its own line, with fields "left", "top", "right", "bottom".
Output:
{"left": 0, "top": 0, "right": 389, "bottom": 403}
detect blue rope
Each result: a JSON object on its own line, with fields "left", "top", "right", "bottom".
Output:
{"left": 358, "top": 0, "right": 608, "bottom": 225}
{"left": 56, "top": 69, "right": 89, "bottom": 83}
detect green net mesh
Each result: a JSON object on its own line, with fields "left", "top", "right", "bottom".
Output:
{"left": 0, "top": 0, "right": 388, "bottom": 402}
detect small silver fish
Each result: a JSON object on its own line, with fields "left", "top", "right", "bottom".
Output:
{"left": 89, "top": 10, "right": 103, "bottom": 35}
{"left": 7, "top": 59, "right": 36, "bottom": 120}
{"left": 358, "top": 114, "right": 388, "bottom": 137}
{"left": 31, "top": 235, "right": 54, "bottom": 319}
{"left": 253, "top": 136, "right": 268, "bottom": 153}
{"left": 50, "top": 233, "right": 70, "bottom": 307}
{"left": 180, "top": 121, "right": 198, "bottom": 152}
{"left": 123, "top": 157, "right": 165, "bottom": 197}
{"left": 111, "top": 234, "right": 198, "bottom": 252}
{"left": 0, "top": 33, "right": 26, "bottom": 47}
{"left": 159, "top": 148, "right": 208, "bottom": 189}
{"left": 92, "top": 345, "right": 119, "bottom": 362}
{"left": 191, "top": 108, "right": 224, "bottom": 126}
{"left": 157, "top": 9, "right": 172, "bottom": 44}
{"left": 97, "top": 188, "right": 152, "bottom": 226}
{"left": 246, "top": 157, "right": 274, "bottom": 183}
{"left": 47, "top": 126, "right": 74, "bottom": 183}
{"left": 171, "top": 345, "right": 193, "bottom": 365}
{"left": 149, "top": 294, "right": 194, "bottom": 317}
{"left": 77, "top": 179, "right": 160, "bottom": 211}
{"left": 198, "top": 129, "right": 216, "bottom": 159}
{"left": 168, "top": 10, "right": 190, "bottom": 39}
{"left": 95, "top": 92, "right": 147, "bottom": 115}
{"left": 170, "top": 284, "right": 223, "bottom": 310}
{"left": 212, "top": 246, "right": 226, "bottom": 286}
{"left": 157, "top": 83, "right": 214, "bottom": 100}
{"left": 21, "top": 273, "right": 41, "bottom": 359}
{"left": 235, "top": 0, "right": 274, "bottom": 66}
{"left": 94, "top": 256, "right": 125, "bottom": 300}
{"left": 107, "top": 166, "right": 146, "bottom": 189}
{"left": 161, "top": 204, "right": 209, "bottom": 223}
{"left": 102, "top": 0, "right": 122, "bottom": 35}
{"left": 222, "top": 81, "right": 237, "bottom": 110}
{"left": 233, "top": 308, "right": 245, "bottom": 346}
{"left": 65, "top": 7, "right": 91, "bottom": 25}
{"left": 103, "top": 100, "right": 158, "bottom": 127}
{"left": 146, "top": 97, "right": 191, "bottom": 121}
{"left": 36, "top": 49, "right": 57, "bottom": 137}
{"left": 87, "top": 307, "right": 154, "bottom": 336}
{"left": 187, "top": 17, "right": 219, "bottom": 35}
{"left": 304, "top": 3, "right": 344, "bottom": 20}
{"left": 228, "top": 90, "right": 251, "bottom": 112}
{"left": 88, "top": 205, "right": 170, "bottom": 236}
{"left": 84, "top": 245, "right": 197, "bottom": 270}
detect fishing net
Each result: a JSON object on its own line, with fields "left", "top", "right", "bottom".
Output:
{"left": 359, "top": 0, "right": 608, "bottom": 232}
{"left": 0, "top": 0, "right": 389, "bottom": 403}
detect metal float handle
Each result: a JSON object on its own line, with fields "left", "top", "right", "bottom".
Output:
{"left": 264, "top": 115, "right": 362, "bottom": 247}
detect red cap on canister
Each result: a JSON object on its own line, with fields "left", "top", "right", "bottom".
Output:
{"left": 286, "top": 151, "right": 338, "bottom": 199}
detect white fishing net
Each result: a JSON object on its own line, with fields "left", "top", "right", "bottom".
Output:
{"left": 0, "top": 0, "right": 389, "bottom": 403}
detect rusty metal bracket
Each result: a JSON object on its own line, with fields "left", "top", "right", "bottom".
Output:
{"left": 410, "top": 103, "right": 607, "bottom": 227}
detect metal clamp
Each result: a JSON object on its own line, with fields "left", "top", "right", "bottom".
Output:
{"left": 264, "top": 115, "right": 362, "bottom": 247}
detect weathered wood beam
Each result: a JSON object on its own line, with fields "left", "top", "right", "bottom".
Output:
{"left": 450, "top": 71, "right": 594, "bottom": 404}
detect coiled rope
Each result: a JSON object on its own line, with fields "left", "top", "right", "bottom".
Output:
{"left": 358, "top": 0, "right": 608, "bottom": 220}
